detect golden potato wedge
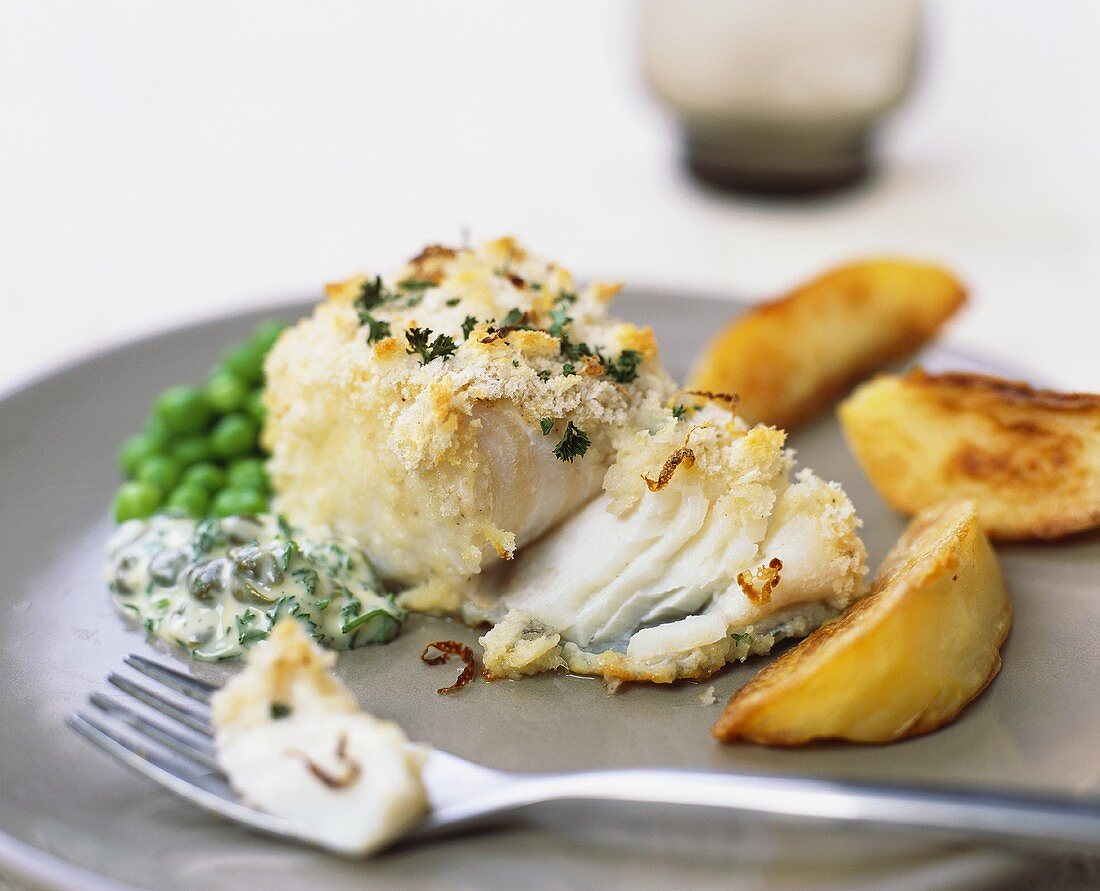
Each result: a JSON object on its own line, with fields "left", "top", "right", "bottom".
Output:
{"left": 839, "top": 370, "right": 1100, "bottom": 541}
{"left": 713, "top": 500, "right": 1010, "bottom": 745}
{"left": 688, "top": 259, "right": 966, "bottom": 429}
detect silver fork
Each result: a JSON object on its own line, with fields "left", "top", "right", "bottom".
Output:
{"left": 69, "top": 655, "right": 1100, "bottom": 857}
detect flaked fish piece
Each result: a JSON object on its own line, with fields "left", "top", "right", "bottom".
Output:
{"left": 476, "top": 404, "right": 868, "bottom": 684}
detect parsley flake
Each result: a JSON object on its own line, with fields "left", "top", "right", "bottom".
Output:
{"left": 461, "top": 315, "right": 478, "bottom": 340}
{"left": 547, "top": 305, "right": 570, "bottom": 337}
{"left": 355, "top": 275, "right": 394, "bottom": 311}
{"left": 365, "top": 316, "right": 391, "bottom": 343}
{"left": 397, "top": 279, "right": 435, "bottom": 291}
{"left": 604, "top": 349, "right": 642, "bottom": 384}
{"left": 540, "top": 417, "right": 554, "bottom": 436}
{"left": 553, "top": 421, "right": 591, "bottom": 462}
{"left": 406, "top": 327, "right": 457, "bottom": 364}
{"left": 500, "top": 307, "right": 528, "bottom": 329}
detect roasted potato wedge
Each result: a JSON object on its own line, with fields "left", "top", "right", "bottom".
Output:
{"left": 713, "top": 500, "right": 1010, "bottom": 745}
{"left": 688, "top": 259, "right": 966, "bottom": 429}
{"left": 839, "top": 370, "right": 1100, "bottom": 541}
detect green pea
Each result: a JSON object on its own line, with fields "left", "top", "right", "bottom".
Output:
{"left": 182, "top": 462, "right": 227, "bottom": 493}
{"left": 223, "top": 342, "right": 265, "bottom": 385}
{"left": 170, "top": 435, "right": 212, "bottom": 467}
{"left": 204, "top": 372, "right": 249, "bottom": 413}
{"left": 212, "top": 487, "right": 268, "bottom": 518}
{"left": 166, "top": 483, "right": 211, "bottom": 518}
{"left": 113, "top": 481, "right": 162, "bottom": 522}
{"left": 251, "top": 319, "right": 288, "bottom": 354}
{"left": 228, "top": 457, "right": 269, "bottom": 492}
{"left": 246, "top": 388, "right": 266, "bottom": 424}
{"left": 118, "top": 433, "right": 162, "bottom": 477}
{"left": 155, "top": 385, "right": 214, "bottom": 435}
{"left": 143, "top": 416, "right": 174, "bottom": 450}
{"left": 136, "top": 455, "right": 183, "bottom": 492}
{"left": 210, "top": 413, "right": 259, "bottom": 459}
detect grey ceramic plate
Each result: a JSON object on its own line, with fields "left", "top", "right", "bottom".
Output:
{"left": 2, "top": 290, "right": 1098, "bottom": 891}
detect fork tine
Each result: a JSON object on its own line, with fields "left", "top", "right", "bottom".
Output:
{"left": 67, "top": 713, "right": 296, "bottom": 838}
{"left": 124, "top": 655, "right": 218, "bottom": 704}
{"left": 108, "top": 672, "right": 214, "bottom": 737}
{"left": 90, "top": 693, "right": 220, "bottom": 772}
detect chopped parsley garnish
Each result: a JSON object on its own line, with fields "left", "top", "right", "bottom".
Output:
{"left": 553, "top": 421, "right": 591, "bottom": 462}
{"left": 548, "top": 304, "right": 571, "bottom": 338}
{"left": 671, "top": 404, "right": 688, "bottom": 419}
{"left": 238, "top": 627, "right": 269, "bottom": 645}
{"left": 445, "top": 297, "right": 461, "bottom": 307}
{"left": 270, "top": 702, "right": 292, "bottom": 720}
{"left": 557, "top": 289, "right": 577, "bottom": 304}
{"left": 500, "top": 307, "right": 527, "bottom": 328}
{"left": 562, "top": 362, "right": 576, "bottom": 376}
{"left": 406, "top": 327, "right": 457, "bottom": 364}
{"left": 540, "top": 417, "right": 554, "bottom": 435}
{"left": 397, "top": 279, "right": 435, "bottom": 291}
{"left": 731, "top": 631, "right": 752, "bottom": 648}
{"left": 365, "top": 316, "right": 391, "bottom": 343}
{"left": 559, "top": 335, "right": 593, "bottom": 362}
{"left": 537, "top": 369, "right": 551, "bottom": 382}
{"left": 355, "top": 275, "right": 394, "bottom": 311}
{"left": 461, "top": 315, "right": 478, "bottom": 340}
{"left": 292, "top": 567, "right": 319, "bottom": 599}
{"left": 354, "top": 277, "right": 399, "bottom": 344}
{"left": 603, "top": 349, "right": 642, "bottom": 384}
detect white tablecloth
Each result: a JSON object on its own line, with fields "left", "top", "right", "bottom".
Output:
{"left": 2, "top": 0, "right": 1097, "bottom": 394}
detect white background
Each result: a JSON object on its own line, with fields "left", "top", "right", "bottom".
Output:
{"left": 1, "top": 0, "right": 1097, "bottom": 394}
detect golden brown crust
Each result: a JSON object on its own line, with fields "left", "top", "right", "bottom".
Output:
{"left": 839, "top": 370, "right": 1100, "bottom": 541}
{"left": 688, "top": 259, "right": 967, "bottom": 429}
{"left": 905, "top": 368, "right": 1100, "bottom": 412}
{"left": 406, "top": 244, "right": 459, "bottom": 283}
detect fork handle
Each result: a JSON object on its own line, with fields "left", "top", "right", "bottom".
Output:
{"left": 427, "top": 769, "right": 1100, "bottom": 854}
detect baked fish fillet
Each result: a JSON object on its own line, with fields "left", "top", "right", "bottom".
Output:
{"left": 264, "top": 237, "right": 868, "bottom": 676}
{"left": 475, "top": 404, "right": 868, "bottom": 683}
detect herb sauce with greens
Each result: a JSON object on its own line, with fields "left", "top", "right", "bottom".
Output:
{"left": 107, "top": 514, "right": 405, "bottom": 661}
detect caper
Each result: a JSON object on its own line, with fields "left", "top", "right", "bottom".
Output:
{"left": 260, "top": 561, "right": 284, "bottom": 587}
{"left": 229, "top": 575, "right": 277, "bottom": 605}
{"left": 232, "top": 545, "right": 283, "bottom": 587}
{"left": 149, "top": 548, "right": 187, "bottom": 587}
{"left": 187, "top": 560, "right": 224, "bottom": 601}
{"left": 110, "top": 576, "right": 134, "bottom": 596}
{"left": 232, "top": 544, "right": 264, "bottom": 575}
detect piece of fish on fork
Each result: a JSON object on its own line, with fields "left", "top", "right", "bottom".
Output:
{"left": 69, "top": 654, "right": 1100, "bottom": 857}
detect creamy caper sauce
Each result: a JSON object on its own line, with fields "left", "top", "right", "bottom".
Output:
{"left": 107, "top": 514, "right": 406, "bottom": 661}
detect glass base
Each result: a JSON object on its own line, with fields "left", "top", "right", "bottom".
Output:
{"left": 684, "top": 124, "right": 872, "bottom": 196}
